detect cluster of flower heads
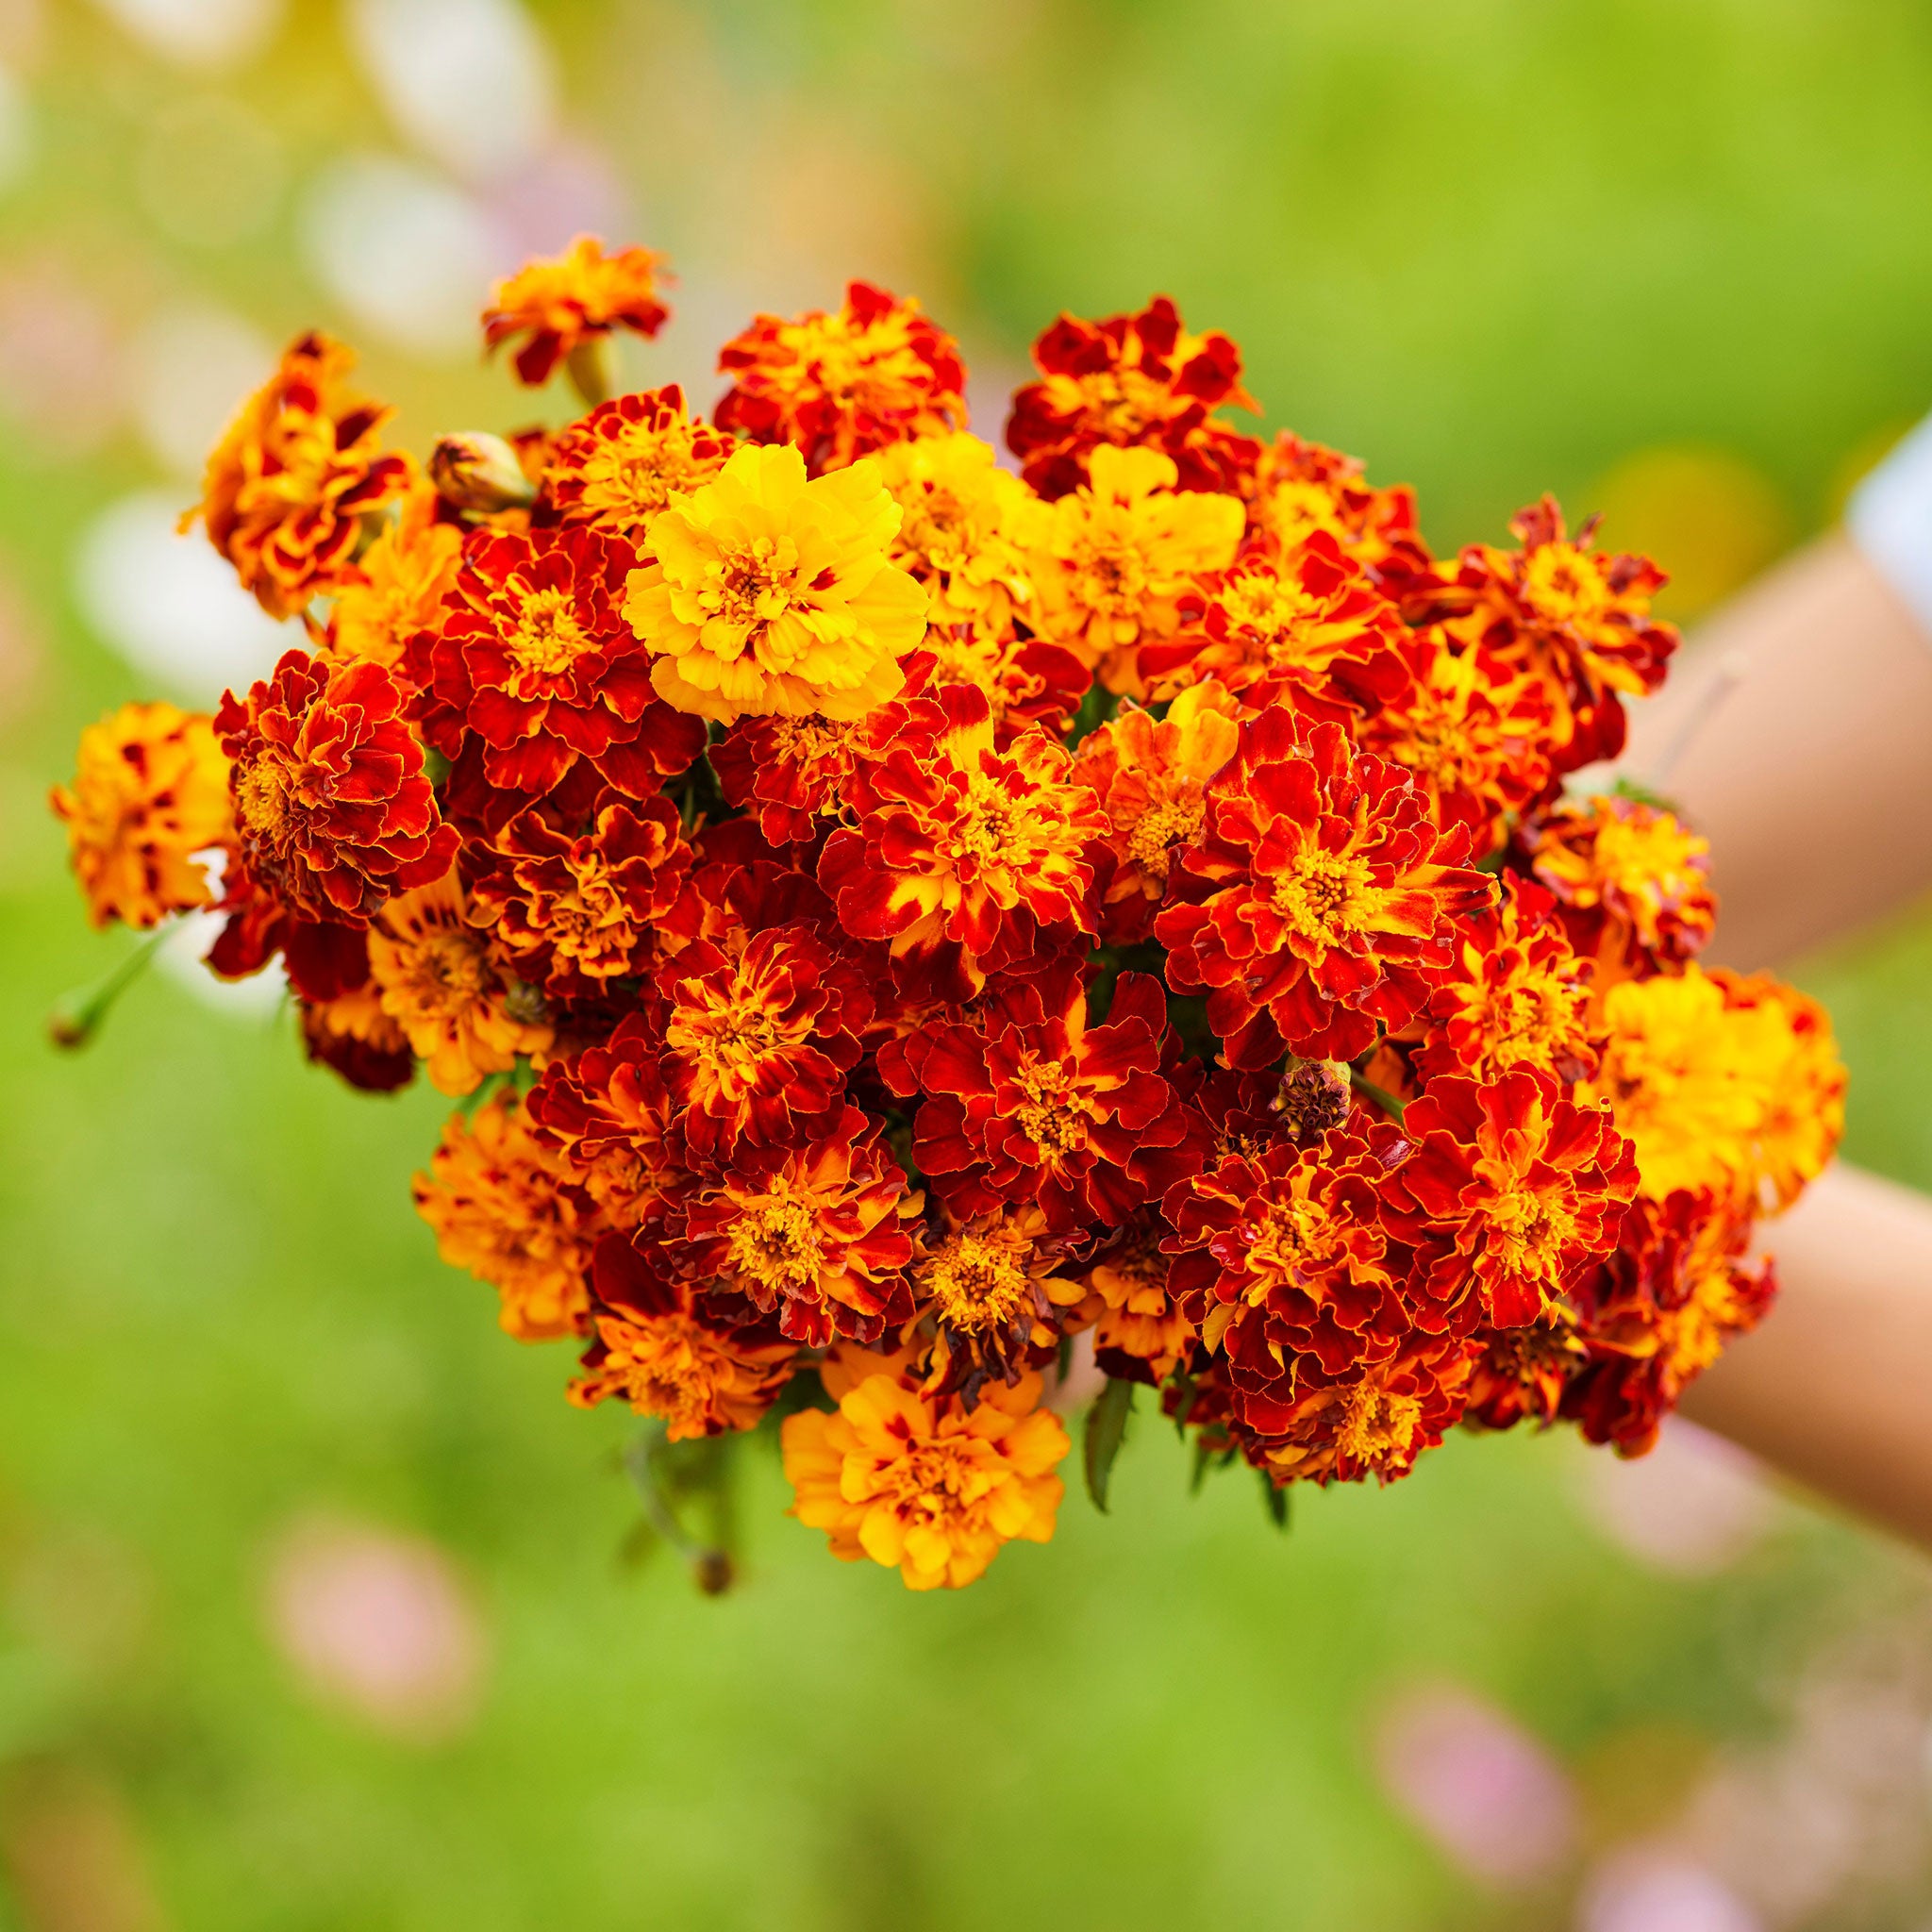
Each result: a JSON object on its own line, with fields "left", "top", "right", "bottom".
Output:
{"left": 53, "top": 239, "right": 1845, "bottom": 1591}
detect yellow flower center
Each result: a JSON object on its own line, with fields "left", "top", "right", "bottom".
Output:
{"left": 1124, "top": 786, "right": 1205, "bottom": 879}
{"left": 1066, "top": 533, "right": 1152, "bottom": 619}
{"left": 1010, "top": 1060, "right": 1091, "bottom": 1158}
{"left": 1245, "top": 1193, "right": 1353, "bottom": 1303}
{"left": 725, "top": 1190, "right": 824, "bottom": 1293}
{"left": 1484, "top": 1183, "right": 1578, "bottom": 1280}
{"left": 508, "top": 586, "right": 595, "bottom": 675}
{"left": 1337, "top": 1380, "right": 1424, "bottom": 1469}
{"left": 234, "top": 758, "right": 291, "bottom": 840}
{"left": 1270, "top": 847, "right": 1382, "bottom": 949}
{"left": 664, "top": 982, "right": 789, "bottom": 1089}
{"left": 579, "top": 425, "right": 711, "bottom": 524}
{"left": 1522, "top": 542, "right": 1614, "bottom": 624}
{"left": 1257, "top": 477, "right": 1348, "bottom": 551}
{"left": 696, "top": 537, "right": 803, "bottom": 643}
{"left": 923, "top": 1228, "right": 1036, "bottom": 1333}
{"left": 1219, "top": 570, "right": 1322, "bottom": 654}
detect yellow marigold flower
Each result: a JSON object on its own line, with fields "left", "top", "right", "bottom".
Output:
{"left": 367, "top": 871, "right": 553, "bottom": 1095}
{"left": 50, "top": 702, "right": 232, "bottom": 929}
{"left": 481, "top": 236, "right": 670, "bottom": 387}
{"left": 869, "top": 431, "right": 1046, "bottom": 641}
{"left": 623, "top": 441, "right": 928, "bottom": 723}
{"left": 1027, "top": 444, "right": 1244, "bottom": 695}
{"left": 1582, "top": 963, "right": 1845, "bottom": 1211}
{"left": 329, "top": 482, "right": 462, "bottom": 672}
{"left": 782, "top": 1357, "right": 1068, "bottom": 1590}
{"left": 412, "top": 1093, "right": 602, "bottom": 1341}
{"left": 189, "top": 331, "right": 414, "bottom": 619}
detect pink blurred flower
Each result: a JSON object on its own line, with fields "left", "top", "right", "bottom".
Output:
{"left": 1373, "top": 1682, "right": 1577, "bottom": 1886}
{"left": 264, "top": 1515, "right": 487, "bottom": 1741}
{"left": 1576, "top": 1417, "right": 1777, "bottom": 1574}
{"left": 1578, "top": 1845, "right": 1764, "bottom": 1932}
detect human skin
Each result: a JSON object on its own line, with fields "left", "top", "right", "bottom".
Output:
{"left": 1616, "top": 536, "right": 1932, "bottom": 1547}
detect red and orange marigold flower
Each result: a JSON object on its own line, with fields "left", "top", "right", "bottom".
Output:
{"left": 189, "top": 330, "right": 413, "bottom": 619}
{"left": 1008, "top": 295, "right": 1261, "bottom": 499}
{"left": 54, "top": 244, "right": 1842, "bottom": 1591}
{"left": 1158, "top": 714, "right": 1496, "bottom": 1065}
{"left": 715, "top": 281, "right": 965, "bottom": 475}
{"left": 482, "top": 235, "right": 671, "bottom": 387}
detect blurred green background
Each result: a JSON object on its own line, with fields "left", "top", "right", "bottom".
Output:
{"left": 3, "top": 2, "right": 1932, "bottom": 1927}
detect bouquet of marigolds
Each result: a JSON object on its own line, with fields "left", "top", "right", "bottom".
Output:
{"left": 50, "top": 240, "right": 1845, "bottom": 1591}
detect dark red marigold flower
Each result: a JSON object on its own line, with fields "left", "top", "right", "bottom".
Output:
{"left": 1562, "top": 1190, "right": 1776, "bottom": 1457}
{"left": 1442, "top": 496, "right": 1678, "bottom": 770}
{"left": 654, "top": 921, "right": 870, "bottom": 1161}
{"left": 1007, "top": 295, "right": 1262, "bottom": 499}
{"left": 464, "top": 790, "right": 691, "bottom": 997}
{"left": 713, "top": 281, "right": 967, "bottom": 475}
{"left": 214, "top": 647, "right": 457, "bottom": 924}
{"left": 1461, "top": 1321, "right": 1589, "bottom": 1433}
{"left": 1156, "top": 713, "right": 1496, "bottom": 1067}
{"left": 819, "top": 682, "right": 1108, "bottom": 1000}
{"left": 881, "top": 968, "right": 1188, "bottom": 1233}
{"left": 1162, "top": 1115, "right": 1414, "bottom": 1427}
{"left": 1411, "top": 874, "right": 1598, "bottom": 1086}
{"left": 408, "top": 525, "right": 704, "bottom": 798}
{"left": 527, "top": 1012, "right": 685, "bottom": 1230}
{"left": 1388, "top": 1069, "right": 1638, "bottom": 1330}
{"left": 668, "top": 1106, "right": 921, "bottom": 1347}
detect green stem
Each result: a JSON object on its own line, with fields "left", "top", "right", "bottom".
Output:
{"left": 624, "top": 1424, "right": 733, "bottom": 1594}
{"left": 1349, "top": 1072, "right": 1407, "bottom": 1124}
{"left": 47, "top": 924, "right": 171, "bottom": 1050}
{"left": 566, "top": 335, "right": 615, "bottom": 409}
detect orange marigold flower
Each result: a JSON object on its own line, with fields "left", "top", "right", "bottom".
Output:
{"left": 782, "top": 1358, "right": 1068, "bottom": 1590}
{"left": 714, "top": 280, "right": 966, "bottom": 474}
{"left": 1025, "top": 444, "right": 1245, "bottom": 695}
{"left": 1137, "top": 529, "right": 1408, "bottom": 714}
{"left": 1564, "top": 1191, "right": 1776, "bottom": 1456}
{"left": 464, "top": 791, "right": 691, "bottom": 997}
{"left": 412, "top": 1092, "right": 603, "bottom": 1341}
{"left": 1236, "top": 1328, "right": 1482, "bottom": 1489}
{"left": 411, "top": 525, "right": 705, "bottom": 800}
{"left": 527, "top": 1013, "right": 682, "bottom": 1228}
{"left": 538, "top": 385, "right": 734, "bottom": 535}
{"left": 710, "top": 711, "right": 872, "bottom": 847}
{"left": 655, "top": 920, "right": 869, "bottom": 1159}
{"left": 1164, "top": 1117, "right": 1412, "bottom": 1421}
{"left": 1006, "top": 295, "right": 1261, "bottom": 499}
{"left": 367, "top": 870, "right": 554, "bottom": 1095}
{"left": 819, "top": 682, "right": 1108, "bottom": 1000}
{"left": 51, "top": 701, "right": 232, "bottom": 929}
{"left": 1580, "top": 964, "right": 1845, "bottom": 1212}
{"left": 1069, "top": 681, "right": 1241, "bottom": 941}
{"left": 216, "top": 647, "right": 458, "bottom": 924}
{"left": 569, "top": 1230, "right": 795, "bottom": 1437}
{"left": 482, "top": 236, "right": 670, "bottom": 387}
{"left": 1356, "top": 631, "right": 1557, "bottom": 849}
{"left": 189, "top": 330, "right": 413, "bottom": 619}
{"left": 1462, "top": 1320, "right": 1589, "bottom": 1433}
{"left": 1245, "top": 431, "right": 1431, "bottom": 586}
{"left": 883, "top": 967, "right": 1187, "bottom": 1232}
{"left": 1447, "top": 498, "right": 1678, "bottom": 769}
{"left": 1157, "top": 713, "right": 1496, "bottom": 1066}
{"left": 1391, "top": 1069, "right": 1638, "bottom": 1329}
{"left": 671, "top": 1107, "right": 920, "bottom": 1347}
{"left": 328, "top": 480, "right": 462, "bottom": 672}
{"left": 1082, "top": 1214, "right": 1196, "bottom": 1383}
{"left": 912, "top": 1201, "right": 1088, "bottom": 1403}
{"left": 624, "top": 441, "right": 927, "bottom": 724}
{"left": 1513, "top": 792, "right": 1717, "bottom": 974}
{"left": 870, "top": 430, "right": 1046, "bottom": 641}
{"left": 1412, "top": 875, "right": 1598, "bottom": 1085}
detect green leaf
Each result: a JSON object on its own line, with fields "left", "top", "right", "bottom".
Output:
{"left": 1083, "top": 1376, "right": 1136, "bottom": 1513}
{"left": 1257, "top": 1470, "right": 1291, "bottom": 1532}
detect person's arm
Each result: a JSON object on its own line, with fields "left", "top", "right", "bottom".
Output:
{"left": 1680, "top": 1163, "right": 1932, "bottom": 1548}
{"left": 1617, "top": 423, "right": 1932, "bottom": 1546}
{"left": 1618, "top": 533, "right": 1932, "bottom": 968}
